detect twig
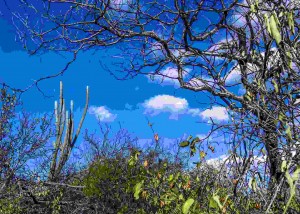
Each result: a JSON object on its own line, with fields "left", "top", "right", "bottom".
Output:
{"left": 42, "top": 181, "right": 85, "bottom": 189}
{"left": 265, "top": 176, "right": 284, "bottom": 213}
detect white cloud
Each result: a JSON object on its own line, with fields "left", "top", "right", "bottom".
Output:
{"left": 143, "top": 94, "right": 195, "bottom": 120}
{"left": 225, "top": 63, "right": 259, "bottom": 86}
{"left": 147, "top": 67, "right": 189, "bottom": 88}
{"left": 88, "top": 106, "right": 117, "bottom": 122}
{"left": 187, "top": 108, "right": 201, "bottom": 116}
{"left": 200, "top": 106, "right": 229, "bottom": 121}
{"left": 143, "top": 95, "right": 188, "bottom": 113}
{"left": 142, "top": 96, "right": 230, "bottom": 121}
{"left": 225, "top": 68, "right": 241, "bottom": 84}
{"left": 142, "top": 95, "right": 230, "bottom": 122}
{"left": 206, "top": 154, "right": 229, "bottom": 168}
{"left": 111, "top": 0, "right": 131, "bottom": 9}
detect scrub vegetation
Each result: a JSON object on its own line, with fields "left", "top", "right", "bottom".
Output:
{"left": 1, "top": 0, "right": 300, "bottom": 213}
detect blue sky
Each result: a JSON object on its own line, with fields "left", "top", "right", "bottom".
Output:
{"left": 0, "top": 1, "right": 251, "bottom": 173}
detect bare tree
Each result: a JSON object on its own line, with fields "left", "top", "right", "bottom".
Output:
{"left": 9, "top": 0, "right": 300, "bottom": 197}
{"left": 0, "top": 85, "right": 55, "bottom": 192}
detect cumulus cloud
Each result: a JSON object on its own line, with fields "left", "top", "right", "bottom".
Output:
{"left": 142, "top": 95, "right": 230, "bottom": 121}
{"left": 140, "top": 91, "right": 239, "bottom": 123}
{"left": 143, "top": 94, "right": 188, "bottom": 117}
{"left": 88, "top": 106, "right": 117, "bottom": 122}
{"left": 200, "top": 106, "right": 229, "bottom": 121}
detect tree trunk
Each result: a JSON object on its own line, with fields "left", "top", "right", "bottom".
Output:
{"left": 260, "top": 112, "right": 283, "bottom": 190}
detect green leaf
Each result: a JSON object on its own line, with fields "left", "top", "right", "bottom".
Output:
{"left": 187, "top": 135, "right": 193, "bottom": 141}
{"left": 200, "top": 151, "right": 206, "bottom": 159}
{"left": 182, "top": 198, "right": 194, "bottom": 214}
{"left": 272, "top": 79, "right": 279, "bottom": 93}
{"left": 285, "top": 125, "right": 292, "bottom": 141}
{"left": 178, "top": 194, "right": 184, "bottom": 201}
{"left": 128, "top": 156, "right": 135, "bottom": 166}
{"left": 180, "top": 141, "right": 190, "bottom": 147}
{"left": 286, "top": 51, "right": 292, "bottom": 69}
{"left": 281, "top": 160, "right": 288, "bottom": 172}
{"left": 245, "top": 91, "right": 253, "bottom": 102}
{"left": 135, "top": 150, "right": 141, "bottom": 158}
{"left": 270, "top": 14, "right": 282, "bottom": 45}
{"left": 283, "top": 163, "right": 297, "bottom": 214}
{"left": 264, "top": 14, "right": 271, "bottom": 35}
{"left": 212, "top": 194, "right": 223, "bottom": 209}
{"left": 191, "top": 137, "right": 200, "bottom": 144}
{"left": 278, "top": 11, "right": 284, "bottom": 18}
{"left": 133, "top": 182, "right": 143, "bottom": 200}
{"left": 209, "top": 197, "right": 218, "bottom": 209}
{"left": 193, "top": 162, "right": 201, "bottom": 168}
{"left": 250, "top": 4, "right": 256, "bottom": 13}
{"left": 279, "top": 112, "right": 286, "bottom": 122}
{"left": 190, "top": 146, "right": 196, "bottom": 156}
{"left": 249, "top": 177, "right": 257, "bottom": 192}
{"left": 174, "top": 172, "right": 181, "bottom": 181}
{"left": 287, "top": 11, "right": 295, "bottom": 34}
{"left": 257, "top": 80, "right": 261, "bottom": 88}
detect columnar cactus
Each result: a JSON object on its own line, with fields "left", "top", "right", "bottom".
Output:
{"left": 48, "top": 81, "right": 89, "bottom": 181}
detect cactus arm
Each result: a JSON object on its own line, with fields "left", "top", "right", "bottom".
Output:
{"left": 55, "top": 111, "right": 73, "bottom": 178}
{"left": 71, "top": 86, "right": 89, "bottom": 148}
{"left": 48, "top": 82, "right": 65, "bottom": 180}
{"left": 70, "top": 100, "right": 74, "bottom": 141}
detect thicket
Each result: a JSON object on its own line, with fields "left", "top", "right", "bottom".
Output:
{"left": 0, "top": 84, "right": 299, "bottom": 213}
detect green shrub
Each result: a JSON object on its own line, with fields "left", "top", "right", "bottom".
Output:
{"left": 0, "top": 197, "right": 23, "bottom": 214}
